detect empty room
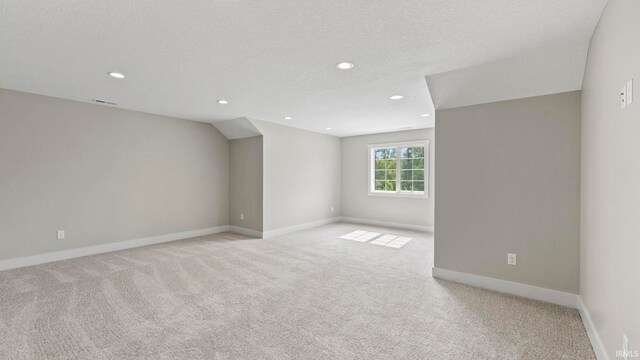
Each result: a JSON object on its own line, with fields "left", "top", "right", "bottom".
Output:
{"left": 0, "top": 1, "right": 638, "bottom": 359}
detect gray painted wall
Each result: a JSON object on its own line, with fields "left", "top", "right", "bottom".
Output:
{"left": 434, "top": 91, "right": 581, "bottom": 293}
{"left": 581, "top": 0, "right": 640, "bottom": 356}
{"left": 249, "top": 119, "right": 341, "bottom": 231}
{"left": 341, "top": 129, "right": 434, "bottom": 228}
{"left": 229, "top": 136, "right": 263, "bottom": 232}
{"left": 0, "top": 89, "right": 230, "bottom": 260}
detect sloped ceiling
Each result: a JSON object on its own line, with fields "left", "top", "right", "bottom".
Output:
{"left": 426, "top": 43, "right": 589, "bottom": 110}
{"left": 213, "top": 117, "right": 262, "bottom": 140}
{"left": 0, "top": 1, "right": 607, "bottom": 136}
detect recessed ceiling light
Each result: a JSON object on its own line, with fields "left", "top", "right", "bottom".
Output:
{"left": 336, "top": 62, "right": 354, "bottom": 70}
{"left": 326, "top": 127, "right": 332, "bottom": 130}
{"left": 108, "top": 72, "right": 125, "bottom": 79}
{"left": 284, "top": 116, "right": 293, "bottom": 120}
{"left": 421, "top": 113, "right": 431, "bottom": 117}
{"left": 217, "top": 100, "right": 229, "bottom": 105}
{"left": 390, "top": 95, "right": 404, "bottom": 100}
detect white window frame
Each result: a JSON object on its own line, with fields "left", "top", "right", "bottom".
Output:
{"left": 367, "top": 140, "right": 429, "bottom": 199}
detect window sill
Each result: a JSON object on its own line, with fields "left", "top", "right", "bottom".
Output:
{"left": 368, "top": 191, "right": 428, "bottom": 199}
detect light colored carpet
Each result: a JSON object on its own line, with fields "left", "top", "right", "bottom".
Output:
{"left": 0, "top": 223, "right": 594, "bottom": 359}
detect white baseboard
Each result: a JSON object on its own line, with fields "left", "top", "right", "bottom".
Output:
{"left": 229, "top": 225, "right": 263, "bottom": 238}
{"left": 577, "top": 296, "right": 609, "bottom": 360}
{"left": 0, "top": 225, "right": 230, "bottom": 271}
{"left": 1, "top": 217, "right": 420, "bottom": 270}
{"left": 431, "top": 267, "right": 577, "bottom": 308}
{"left": 262, "top": 217, "right": 342, "bottom": 239}
{"left": 341, "top": 216, "right": 434, "bottom": 233}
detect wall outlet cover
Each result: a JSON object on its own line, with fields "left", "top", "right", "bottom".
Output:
{"left": 57, "top": 230, "right": 65, "bottom": 240}
{"left": 507, "top": 253, "right": 517, "bottom": 266}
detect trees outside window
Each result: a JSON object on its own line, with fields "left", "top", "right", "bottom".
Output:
{"left": 368, "top": 140, "right": 428, "bottom": 198}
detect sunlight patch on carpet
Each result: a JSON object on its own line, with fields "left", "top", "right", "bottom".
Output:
{"left": 369, "top": 234, "right": 412, "bottom": 248}
{"left": 339, "top": 230, "right": 381, "bottom": 242}
{"left": 339, "top": 231, "right": 412, "bottom": 248}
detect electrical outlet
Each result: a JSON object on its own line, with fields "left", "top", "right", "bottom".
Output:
{"left": 57, "top": 230, "right": 65, "bottom": 240}
{"left": 623, "top": 334, "right": 629, "bottom": 360}
{"left": 240, "top": 213, "right": 244, "bottom": 221}
{"left": 507, "top": 253, "right": 517, "bottom": 266}
{"left": 621, "top": 85, "right": 627, "bottom": 109}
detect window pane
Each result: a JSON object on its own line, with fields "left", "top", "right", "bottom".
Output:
{"left": 386, "top": 170, "right": 396, "bottom": 180}
{"left": 372, "top": 144, "right": 425, "bottom": 195}
{"left": 412, "top": 146, "right": 425, "bottom": 158}
{"left": 375, "top": 148, "right": 397, "bottom": 160}
{"left": 400, "top": 181, "right": 413, "bottom": 191}
{"left": 385, "top": 180, "right": 396, "bottom": 191}
{"left": 387, "top": 148, "right": 397, "bottom": 159}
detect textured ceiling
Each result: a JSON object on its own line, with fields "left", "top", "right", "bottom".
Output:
{"left": 0, "top": 1, "right": 606, "bottom": 137}
{"left": 426, "top": 43, "right": 590, "bottom": 109}
{"left": 213, "top": 118, "right": 262, "bottom": 140}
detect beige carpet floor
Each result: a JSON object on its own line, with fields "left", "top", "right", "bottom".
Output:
{"left": 0, "top": 223, "right": 594, "bottom": 359}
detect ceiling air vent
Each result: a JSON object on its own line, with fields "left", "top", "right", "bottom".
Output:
{"left": 92, "top": 99, "right": 117, "bottom": 105}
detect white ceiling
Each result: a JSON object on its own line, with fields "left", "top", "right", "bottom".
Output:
{"left": 426, "top": 42, "right": 591, "bottom": 109}
{"left": 213, "top": 117, "right": 262, "bottom": 140}
{"left": 0, "top": 1, "right": 606, "bottom": 137}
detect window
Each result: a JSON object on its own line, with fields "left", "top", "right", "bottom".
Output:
{"left": 368, "top": 140, "right": 429, "bottom": 197}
